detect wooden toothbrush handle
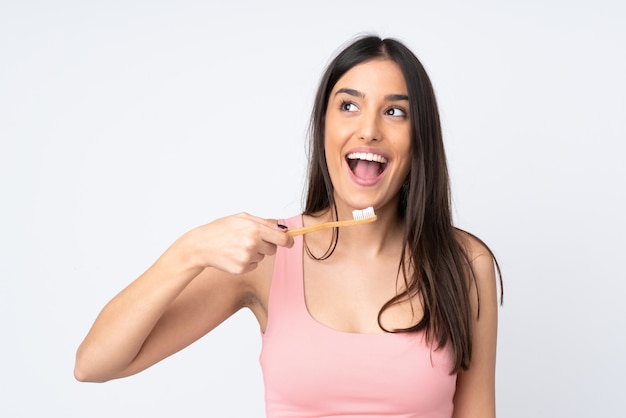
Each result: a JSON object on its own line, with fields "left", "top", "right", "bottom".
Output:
{"left": 286, "top": 216, "right": 377, "bottom": 237}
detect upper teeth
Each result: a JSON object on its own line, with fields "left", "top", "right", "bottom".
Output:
{"left": 346, "top": 152, "right": 387, "bottom": 163}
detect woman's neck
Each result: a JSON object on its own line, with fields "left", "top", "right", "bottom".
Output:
{"left": 304, "top": 203, "right": 405, "bottom": 258}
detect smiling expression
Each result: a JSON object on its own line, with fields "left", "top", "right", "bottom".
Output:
{"left": 324, "top": 58, "right": 412, "bottom": 215}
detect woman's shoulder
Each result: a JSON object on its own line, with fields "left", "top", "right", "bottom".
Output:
{"left": 453, "top": 228, "right": 502, "bottom": 299}
{"left": 454, "top": 228, "right": 493, "bottom": 260}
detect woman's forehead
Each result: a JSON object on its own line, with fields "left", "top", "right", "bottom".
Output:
{"left": 331, "top": 59, "right": 408, "bottom": 97}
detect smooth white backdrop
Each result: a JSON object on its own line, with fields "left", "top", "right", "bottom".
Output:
{"left": 1, "top": 1, "right": 624, "bottom": 417}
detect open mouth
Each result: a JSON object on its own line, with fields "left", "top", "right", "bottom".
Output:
{"left": 346, "top": 152, "right": 388, "bottom": 181}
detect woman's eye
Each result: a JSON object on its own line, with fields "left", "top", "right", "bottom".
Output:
{"left": 386, "top": 107, "right": 406, "bottom": 117}
{"left": 341, "top": 101, "right": 359, "bottom": 112}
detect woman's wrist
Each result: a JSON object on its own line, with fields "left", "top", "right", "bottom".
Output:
{"left": 157, "top": 230, "right": 206, "bottom": 281}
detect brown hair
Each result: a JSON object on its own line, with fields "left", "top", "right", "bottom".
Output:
{"left": 304, "top": 35, "right": 502, "bottom": 373}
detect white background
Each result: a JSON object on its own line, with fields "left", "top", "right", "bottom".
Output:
{"left": 1, "top": 1, "right": 624, "bottom": 417}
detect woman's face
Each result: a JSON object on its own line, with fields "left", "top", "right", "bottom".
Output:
{"left": 324, "top": 58, "right": 412, "bottom": 215}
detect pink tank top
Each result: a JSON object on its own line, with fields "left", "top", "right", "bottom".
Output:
{"left": 260, "top": 215, "right": 457, "bottom": 418}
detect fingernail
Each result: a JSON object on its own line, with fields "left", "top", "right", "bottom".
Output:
{"left": 277, "top": 224, "right": 288, "bottom": 230}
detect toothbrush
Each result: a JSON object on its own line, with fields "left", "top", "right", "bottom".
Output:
{"left": 286, "top": 207, "right": 377, "bottom": 237}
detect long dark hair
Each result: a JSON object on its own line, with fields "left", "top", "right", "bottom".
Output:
{"left": 304, "top": 35, "right": 502, "bottom": 373}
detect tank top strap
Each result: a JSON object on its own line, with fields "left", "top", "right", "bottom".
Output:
{"left": 264, "top": 214, "right": 305, "bottom": 337}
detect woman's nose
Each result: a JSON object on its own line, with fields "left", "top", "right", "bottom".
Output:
{"left": 357, "top": 112, "right": 382, "bottom": 142}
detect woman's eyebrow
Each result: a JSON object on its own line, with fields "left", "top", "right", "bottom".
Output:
{"left": 335, "top": 88, "right": 364, "bottom": 98}
{"left": 386, "top": 94, "right": 409, "bottom": 101}
{"left": 334, "top": 88, "right": 408, "bottom": 102}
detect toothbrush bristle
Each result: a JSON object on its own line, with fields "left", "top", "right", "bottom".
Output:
{"left": 352, "top": 206, "right": 376, "bottom": 220}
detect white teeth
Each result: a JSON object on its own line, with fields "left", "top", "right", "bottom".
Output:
{"left": 346, "top": 152, "right": 388, "bottom": 164}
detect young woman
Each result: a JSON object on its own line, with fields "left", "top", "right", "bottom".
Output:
{"left": 75, "top": 35, "right": 502, "bottom": 418}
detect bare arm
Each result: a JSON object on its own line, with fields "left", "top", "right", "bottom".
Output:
{"left": 74, "top": 213, "right": 292, "bottom": 383}
{"left": 452, "top": 236, "right": 500, "bottom": 418}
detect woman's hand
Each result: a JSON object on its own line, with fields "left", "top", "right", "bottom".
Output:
{"left": 179, "top": 212, "right": 294, "bottom": 274}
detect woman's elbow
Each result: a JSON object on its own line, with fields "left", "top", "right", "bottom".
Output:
{"left": 73, "top": 348, "right": 115, "bottom": 383}
{"left": 74, "top": 359, "right": 106, "bottom": 383}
